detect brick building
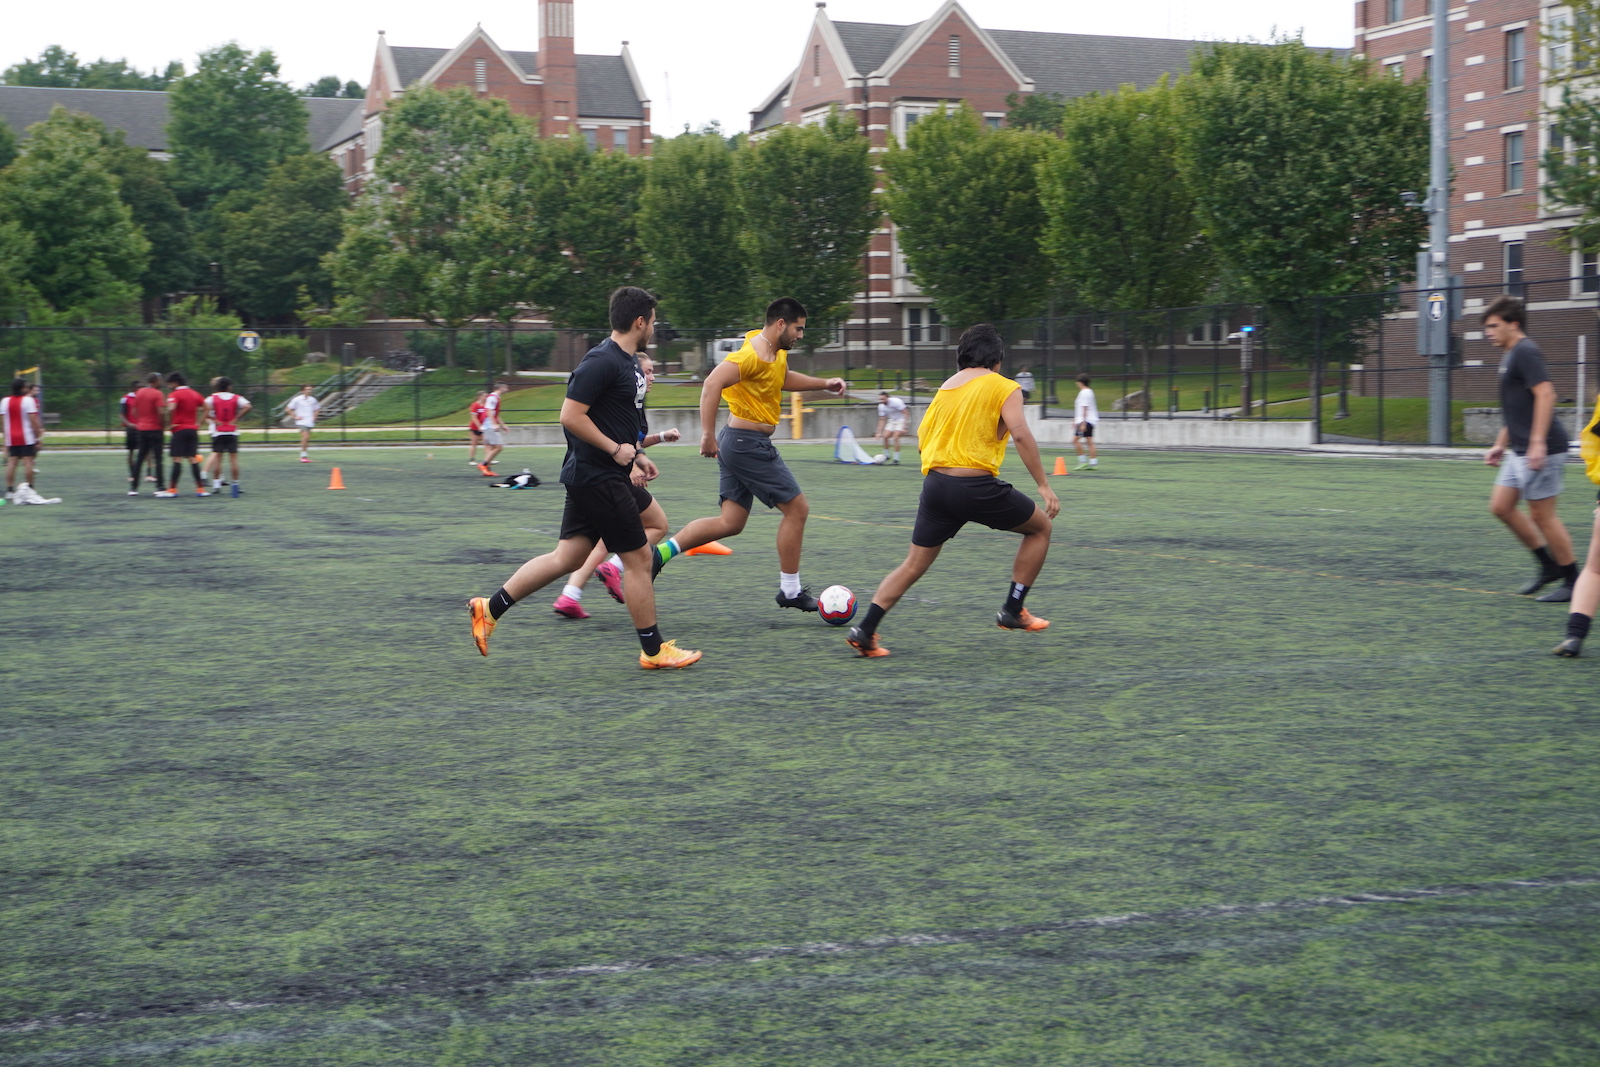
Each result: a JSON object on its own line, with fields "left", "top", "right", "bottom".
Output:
{"left": 327, "top": 0, "right": 651, "bottom": 194}
{"left": 749, "top": 0, "right": 1202, "bottom": 356}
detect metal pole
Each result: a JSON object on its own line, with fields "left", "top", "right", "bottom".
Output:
{"left": 1579, "top": 333, "right": 1587, "bottom": 411}
{"left": 1425, "top": 0, "right": 1452, "bottom": 445}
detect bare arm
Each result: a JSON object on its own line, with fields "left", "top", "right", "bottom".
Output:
{"left": 698, "top": 360, "right": 742, "bottom": 457}
{"left": 560, "top": 398, "right": 637, "bottom": 466}
{"left": 1526, "top": 381, "right": 1557, "bottom": 470}
{"left": 1486, "top": 425, "right": 1510, "bottom": 465}
{"left": 1000, "top": 388, "right": 1060, "bottom": 519}
{"left": 782, "top": 369, "right": 845, "bottom": 395}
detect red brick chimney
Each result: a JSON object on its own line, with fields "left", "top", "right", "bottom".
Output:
{"left": 538, "top": 0, "right": 578, "bottom": 138}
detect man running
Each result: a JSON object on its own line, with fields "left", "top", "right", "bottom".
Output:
{"left": 467, "top": 390, "right": 488, "bottom": 466}
{"left": 477, "top": 382, "right": 509, "bottom": 476}
{"left": 3, "top": 377, "right": 44, "bottom": 499}
{"left": 204, "top": 377, "right": 252, "bottom": 492}
{"left": 846, "top": 323, "right": 1061, "bottom": 658}
{"left": 468, "top": 286, "right": 701, "bottom": 669}
{"left": 285, "top": 384, "right": 321, "bottom": 463}
{"left": 1482, "top": 295, "right": 1577, "bottom": 602}
{"left": 876, "top": 391, "right": 909, "bottom": 465}
{"left": 128, "top": 373, "right": 167, "bottom": 497}
{"left": 165, "top": 373, "right": 209, "bottom": 496}
{"left": 1074, "top": 374, "right": 1099, "bottom": 471}
{"left": 554, "top": 352, "right": 681, "bottom": 618}
{"left": 650, "top": 297, "right": 846, "bottom": 611}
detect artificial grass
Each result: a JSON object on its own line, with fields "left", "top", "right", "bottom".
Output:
{"left": 3, "top": 447, "right": 1598, "bottom": 1064}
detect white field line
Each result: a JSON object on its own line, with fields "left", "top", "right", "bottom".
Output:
{"left": 2, "top": 873, "right": 1594, "bottom": 1040}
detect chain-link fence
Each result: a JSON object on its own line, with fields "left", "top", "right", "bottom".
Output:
{"left": 6, "top": 275, "right": 1595, "bottom": 447}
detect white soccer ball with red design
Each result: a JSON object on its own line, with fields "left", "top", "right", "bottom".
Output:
{"left": 818, "top": 584, "right": 857, "bottom": 626}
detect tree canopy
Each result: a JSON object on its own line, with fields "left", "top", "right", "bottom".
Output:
{"left": 302, "top": 77, "right": 364, "bottom": 99}
{"left": 1545, "top": 1, "right": 1600, "bottom": 252}
{"left": 639, "top": 131, "right": 748, "bottom": 331}
{"left": 220, "top": 153, "right": 346, "bottom": 322}
{"left": 1, "top": 45, "right": 182, "bottom": 90}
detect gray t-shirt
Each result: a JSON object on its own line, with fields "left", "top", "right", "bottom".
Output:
{"left": 1498, "top": 337, "right": 1569, "bottom": 455}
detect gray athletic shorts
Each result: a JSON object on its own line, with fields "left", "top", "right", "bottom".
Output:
{"left": 718, "top": 425, "right": 802, "bottom": 510}
{"left": 1495, "top": 450, "right": 1566, "bottom": 501}
{"left": 481, "top": 426, "right": 505, "bottom": 447}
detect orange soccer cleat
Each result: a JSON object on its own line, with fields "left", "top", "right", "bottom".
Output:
{"left": 639, "top": 640, "right": 703, "bottom": 669}
{"left": 847, "top": 627, "right": 890, "bottom": 658}
{"left": 996, "top": 608, "right": 1050, "bottom": 632}
{"left": 468, "top": 596, "right": 497, "bottom": 655}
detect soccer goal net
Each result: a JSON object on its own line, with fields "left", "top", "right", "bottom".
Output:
{"left": 835, "top": 426, "right": 884, "bottom": 465}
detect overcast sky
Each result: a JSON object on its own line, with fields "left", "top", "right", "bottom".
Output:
{"left": 6, "top": 0, "right": 1355, "bottom": 135}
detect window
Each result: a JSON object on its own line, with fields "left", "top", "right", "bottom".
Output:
{"left": 813, "top": 44, "right": 821, "bottom": 78}
{"left": 1506, "top": 28, "right": 1526, "bottom": 89}
{"left": 1505, "top": 130, "right": 1525, "bottom": 191}
{"left": 1505, "top": 240, "right": 1525, "bottom": 298}
{"left": 583, "top": 128, "right": 597, "bottom": 151}
{"left": 1386, "top": 0, "right": 1403, "bottom": 24}
{"left": 1384, "top": 58, "right": 1405, "bottom": 78}
{"left": 948, "top": 35, "right": 961, "bottom": 69}
{"left": 894, "top": 104, "right": 941, "bottom": 144}
{"left": 474, "top": 58, "right": 487, "bottom": 92}
{"left": 554, "top": 99, "right": 569, "bottom": 119}
{"left": 1189, "top": 319, "right": 1231, "bottom": 344}
{"left": 1091, "top": 319, "right": 1109, "bottom": 345}
{"left": 613, "top": 128, "right": 629, "bottom": 150}
{"left": 1583, "top": 251, "right": 1600, "bottom": 294}
{"left": 984, "top": 115, "right": 1002, "bottom": 129}
{"left": 907, "top": 307, "right": 944, "bottom": 343}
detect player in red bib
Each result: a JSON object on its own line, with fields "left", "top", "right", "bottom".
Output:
{"left": 204, "top": 376, "right": 252, "bottom": 492}
{"left": 165, "top": 372, "right": 209, "bottom": 496}
{"left": 127, "top": 373, "right": 168, "bottom": 496}
{"left": 4, "top": 377, "right": 45, "bottom": 498}
{"left": 466, "top": 391, "right": 488, "bottom": 466}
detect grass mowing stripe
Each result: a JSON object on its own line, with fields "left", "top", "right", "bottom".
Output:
{"left": 4, "top": 872, "right": 1592, "bottom": 1040}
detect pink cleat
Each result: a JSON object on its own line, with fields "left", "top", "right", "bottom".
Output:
{"left": 552, "top": 594, "right": 590, "bottom": 619}
{"left": 595, "top": 561, "right": 626, "bottom": 604}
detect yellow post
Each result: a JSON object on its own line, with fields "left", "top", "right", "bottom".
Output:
{"left": 788, "top": 391, "right": 816, "bottom": 440}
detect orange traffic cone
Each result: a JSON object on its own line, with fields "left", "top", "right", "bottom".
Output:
{"left": 685, "top": 541, "right": 733, "bottom": 556}
{"left": 1052, "top": 456, "right": 1068, "bottom": 476}
{"left": 327, "top": 467, "right": 346, "bottom": 490}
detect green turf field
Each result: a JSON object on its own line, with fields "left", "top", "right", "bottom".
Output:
{"left": 3, "top": 445, "right": 1598, "bottom": 1065}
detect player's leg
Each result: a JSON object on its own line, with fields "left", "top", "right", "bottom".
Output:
{"left": 555, "top": 539, "right": 608, "bottom": 618}
{"left": 772, "top": 492, "right": 817, "bottom": 609}
{"left": 1086, "top": 427, "right": 1097, "bottom": 467}
{"left": 1527, "top": 490, "right": 1577, "bottom": 602}
{"left": 653, "top": 499, "right": 750, "bottom": 576}
{"left": 20, "top": 451, "right": 35, "bottom": 488}
{"left": 299, "top": 428, "right": 311, "bottom": 461}
{"left": 4, "top": 453, "right": 17, "bottom": 493}
{"left": 1556, "top": 506, "right": 1600, "bottom": 656}
{"left": 469, "top": 534, "right": 594, "bottom": 652}
{"left": 1491, "top": 480, "right": 1561, "bottom": 594}
{"left": 996, "top": 505, "right": 1054, "bottom": 631}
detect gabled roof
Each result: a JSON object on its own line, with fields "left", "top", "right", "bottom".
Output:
{"left": 389, "top": 47, "right": 450, "bottom": 89}
{"left": 833, "top": 21, "right": 921, "bottom": 76}
{"left": 750, "top": 75, "right": 793, "bottom": 131}
{"left": 0, "top": 85, "right": 363, "bottom": 155}
{"left": 987, "top": 29, "right": 1200, "bottom": 97}
{"left": 385, "top": 37, "right": 645, "bottom": 119}
{"left": 317, "top": 100, "right": 366, "bottom": 152}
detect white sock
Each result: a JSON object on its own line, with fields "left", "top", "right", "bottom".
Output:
{"left": 300, "top": 451, "right": 307, "bottom": 458}
{"left": 780, "top": 571, "right": 802, "bottom": 597}
{"left": 562, "top": 584, "right": 583, "bottom": 601}
{"left": 607, "top": 553, "right": 623, "bottom": 571}
{"left": 1089, "top": 457, "right": 1098, "bottom": 465}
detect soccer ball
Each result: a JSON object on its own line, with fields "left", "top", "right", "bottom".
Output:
{"left": 818, "top": 584, "right": 857, "bottom": 626}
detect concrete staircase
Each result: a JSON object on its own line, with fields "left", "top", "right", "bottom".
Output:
{"left": 318, "top": 372, "right": 418, "bottom": 419}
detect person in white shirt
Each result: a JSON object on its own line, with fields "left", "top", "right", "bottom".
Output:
{"left": 477, "top": 381, "right": 509, "bottom": 476}
{"left": 1073, "top": 373, "right": 1099, "bottom": 470}
{"left": 1014, "top": 366, "right": 1035, "bottom": 401}
{"left": 285, "top": 385, "right": 321, "bottom": 463}
{"left": 875, "top": 391, "right": 910, "bottom": 465}
{"left": 3, "top": 377, "right": 44, "bottom": 498}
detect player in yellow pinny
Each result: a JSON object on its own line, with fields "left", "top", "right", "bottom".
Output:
{"left": 649, "top": 298, "right": 847, "bottom": 611}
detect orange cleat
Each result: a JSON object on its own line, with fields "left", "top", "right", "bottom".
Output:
{"left": 996, "top": 608, "right": 1049, "bottom": 632}
{"left": 478, "top": 464, "right": 496, "bottom": 477}
{"left": 847, "top": 627, "right": 890, "bottom": 657}
{"left": 639, "top": 640, "right": 703, "bottom": 669}
{"left": 468, "top": 596, "right": 497, "bottom": 655}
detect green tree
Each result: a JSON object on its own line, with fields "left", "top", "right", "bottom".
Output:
{"left": 525, "top": 137, "right": 649, "bottom": 331}
{"left": 735, "top": 110, "right": 879, "bottom": 343}
{"left": 0, "top": 221, "right": 38, "bottom": 323}
{"left": 881, "top": 104, "right": 1055, "bottom": 329}
{"left": 1006, "top": 91, "right": 1068, "bottom": 132}
{"left": 2, "top": 45, "right": 182, "bottom": 90}
{"left": 1179, "top": 40, "right": 1427, "bottom": 362}
{"left": 0, "top": 118, "right": 17, "bottom": 170}
{"left": 102, "top": 137, "right": 195, "bottom": 304}
{"left": 1545, "top": 2, "right": 1600, "bottom": 252}
{"left": 302, "top": 76, "right": 364, "bottom": 99}
{"left": 327, "top": 88, "right": 522, "bottom": 363}
{"left": 0, "top": 106, "right": 149, "bottom": 314}
{"left": 221, "top": 153, "right": 346, "bottom": 322}
{"left": 167, "top": 43, "right": 307, "bottom": 225}
{"left": 638, "top": 131, "right": 748, "bottom": 332}
{"left": 1040, "top": 80, "right": 1213, "bottom": 416}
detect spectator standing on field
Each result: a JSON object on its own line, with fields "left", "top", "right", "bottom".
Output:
{"left": 477, "top": 382, "right": 509, "bottom": 476}
{"left": 1074, "top": 374, "right": 1099, "bottom": 470}
{"left": 205, "top": 376, "right": 252, "bottom": 492}
{"left": 3, "top": 377, "right": 44, "bottom": 499}
{"left": 164, "top": 373, "right": 209, "bottom": 496}
{"left": 1481, "top": 295, "right": 1577, "bottom": 602}
{"left": 876, "top": 391, "right": 909, "bottom": 465}
{"left": 1014, "top": 365, "right": 1035, "bottom": 402}
{"left": 127, "top": 373, "right": 167, "bottom": 496}
{"left": 467, "top": 390, "right": 488, "bottom": 466}
{"left": 285, "top": 384, "right": 322, "bottom": 463}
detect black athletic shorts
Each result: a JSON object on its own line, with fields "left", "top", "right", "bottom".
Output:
{"left": 124, "top": 429, "right": 138, "bottom": 450}
{"left": 211, "top": 434, "right": 239, "bottom": 454}
{"left": 7, "top": 444, "right": 37, "bottom": 458}
{"left": 559, "top": 476, "right": 649, "bottom": 554}
{"left": 169, "top": 428, "right": 200, "bottom": 458}
{"left": 1074, "top": 424, "right": 1095, "bottom": 439}
{"left": 912, "top": 471, "right": 1039, "bottom": 548}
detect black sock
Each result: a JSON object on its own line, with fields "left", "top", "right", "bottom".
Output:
{"left": 1534, "top": 546, "right": 1558, "bottom": 573}
{"left": 1561, "top": 563, "right": 1580, "bottom": 585}
{"left": 191, "top": 463, "right": 204, "bottom": 488}
{"left": 487, "top": 587, "right": 516, "bottom": 620}
{"left": 1568, "top": 613, "right": 1593, "bottom": 642}
{"left": 1004, "top": 582, "right": 1030, "bottom": 615}
{"left": 858, "top": 602, "right": 888, "bottom": 637}
{"left": 637, "top": 625, "right": 663, "bottom": 656}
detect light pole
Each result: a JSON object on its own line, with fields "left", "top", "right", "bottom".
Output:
{"left": 1419, "top": 0, "right": 1452, "bottom": 445}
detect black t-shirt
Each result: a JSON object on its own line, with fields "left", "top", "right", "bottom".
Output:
{"left": 560, "top": 339, "right": 646, "bottom": 486}
{"left": 1498, "top": 337, "right": 1569, "bottom": 455}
